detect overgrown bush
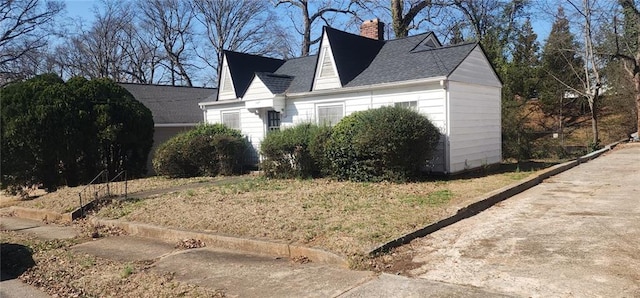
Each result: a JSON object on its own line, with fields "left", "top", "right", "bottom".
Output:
{"left": 153, "top": 124, "right": 246, "bottom": 178}
{"left": 260, "top": 123, "right": 332, "bottom": 179}
{"left": 326, "top": 106, "right": 441, "bottom": 182}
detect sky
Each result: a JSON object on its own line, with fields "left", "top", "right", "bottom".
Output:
{"left": 59, "top": 0, "right": 555, "bottom": 86}
{"left": 61, "top": 0, "right": 553, "bottom": 43}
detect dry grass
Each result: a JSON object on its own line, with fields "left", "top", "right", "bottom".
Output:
{"left": 0, "top": 231, "right": 223, "bottom": 297}
{"left": 96, "top": 168, "right": 543, "bottom": 257}
{"left": 7, "top": 176, "right": 221, "bottom": 214}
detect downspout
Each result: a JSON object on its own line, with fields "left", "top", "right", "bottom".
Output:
{"left": 441, "top": 79, "right": 450, "bottom": 174}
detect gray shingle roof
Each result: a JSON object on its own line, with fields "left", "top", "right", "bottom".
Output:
{"left": 273, "top": 55, "right": 317, "bottom": 93}
{"left": 220, "top": 27, "right": 480, "bottom": 97}
{"left": 255, "top": 72, "right": 293, "bottom": 95}
{"left": 346, "top": 37, "right": 477, "bottom": 87}
{"left": 119, "top": 83, "right": 216, "bottom": 124}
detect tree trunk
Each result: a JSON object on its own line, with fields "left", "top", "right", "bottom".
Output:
{"left": 391, "top": 0, "right": 408, "bottom": 38}
{"left": 635, "top": 72, "right": 640, "bottom": 134}
{"left": 301, "top": 3, "right": 311, "bottom": 57}
{"left": 589, "top": 97, "right": 599, "bottom": 147}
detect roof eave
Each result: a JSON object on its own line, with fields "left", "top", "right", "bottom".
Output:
{"left": 199, "top": 100, "right": 245, "bottom": 108}
{"left": 286, "top": 76, "right": 448, "bottom": 98}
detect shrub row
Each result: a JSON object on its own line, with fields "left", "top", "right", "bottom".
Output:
{"left": 260, "top": 106, "right": 441, "bottom": 182}
{"left": 153, "top": 124, "right": 246, "bottom": 178}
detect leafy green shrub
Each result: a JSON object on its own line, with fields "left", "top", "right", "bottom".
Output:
{"left": 260, "top": 123, "right": 332, "bottom": 178}
{"left": 152, "top": 124, "right": 246, "bottom": 178}
{"left": 326, "top": 106, "right": 441, "bottom": 182}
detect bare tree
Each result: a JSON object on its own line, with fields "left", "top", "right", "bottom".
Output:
{"left": 193, "top": 0, "right": 282, "bottom": 84}
{"left": 0, "top": 0, "right": 64, "bottom": 83}
{"left": 275, "top": 0, "right": 357, "bottom": 56}
{"left": 562, "top": 0, "right": 609, "bottom": 146}
{"left": 138, "top": 0, "right": 195, "bottom": 86}
{"left": 617, "top": 0, "right": 640, "bottom": 135}
{"left": 390, "top": 0, "right": 432, "bottom": 38}
{"left": 52, "top": 1, "right": 133, "bottom": 81}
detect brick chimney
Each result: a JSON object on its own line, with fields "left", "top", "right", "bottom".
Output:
{"left": 360, "top": 19, "right": 384, "bottom": 41}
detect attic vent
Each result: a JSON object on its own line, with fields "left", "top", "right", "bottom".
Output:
{"left": 411, "top": 35, "right": 442, "bottom": 53}
{"left": 319, "top": 48, "right": 335, "bottom": 78}
{"left": 424, "top": 39, "right": 438, "bottom": 48}
{"left": 222, "top": 66, "right": 233, "bottom": 92}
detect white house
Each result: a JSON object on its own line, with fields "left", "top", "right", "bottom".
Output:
{"left": 199, "top": 20, "right": 502, "bottom": 174}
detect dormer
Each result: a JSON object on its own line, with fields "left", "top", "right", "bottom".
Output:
{"left": 410, "top": 33, "right": 443, "bottom": 53}
{"left": 217, "top": 51, "right": 285, "bottom": 101}
{"left": 312, "top": 27, "right": 385, "bottom": 91}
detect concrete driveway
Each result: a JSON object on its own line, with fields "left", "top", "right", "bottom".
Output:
{"left": 400, "top": 144, "right": 640, "bottom": 297}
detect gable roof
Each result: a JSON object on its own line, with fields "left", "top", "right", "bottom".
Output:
{"left": 346, "top": 37, "right": 477, "bottom": 87}
{"left": 273, "top": 55, "right": 317, "bottom": 93}
{"left": 255, "top": 72, "right": 293, "bottom": 95}
{"left": 323, "top": 26, "right": 385, "bottom": 86}
{"left": 119, "top": 83, "right": 216, "bottom": 125}
{"left": 219, "top": 28, "right": 488, "bottom": 98}
{"left": 224, "top": 51, "right": 285, "bottom": 98}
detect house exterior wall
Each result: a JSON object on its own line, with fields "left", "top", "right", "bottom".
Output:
{"left": 447, "top": 81, "right": 502, "bottom": 173}
{"left": 283, "top": 83, "right": 448, "bottom": 172}
{"left": 243, "top": 78, "right": 273, "bottom": 101}
{"left": 205, "top": 102, "right": 264, "bottom": 164}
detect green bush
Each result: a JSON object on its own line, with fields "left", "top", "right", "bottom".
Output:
{"left": 152, "top": 124, "right": 246, "bottom": 178}
{"left": 260, "top": 123, "right": 331, "bottom": 178}
{"left": 326, "top": 106, "right": 441, "bottom": 182}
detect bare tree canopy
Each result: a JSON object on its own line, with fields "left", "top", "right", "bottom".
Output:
{"left": 275, "top": 0, "right": 357, "bottom": 56}
{"left": 138, "top": 0, "right": 196, "bottom": 86}
{"left": 0, "top": 0, "right": 64, "bottom": 83}
{"left": 193, "top": 0, "right": 283, "bottom": 84}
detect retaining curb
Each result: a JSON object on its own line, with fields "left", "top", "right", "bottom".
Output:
{"left": 90, "top": 218, "right": 349, "bottom": 268}
{"left": 369, "top": 139, "right": 627, "bottom": 255}
{"left": 8, "top": 206, "right": 72, "bottom": 222}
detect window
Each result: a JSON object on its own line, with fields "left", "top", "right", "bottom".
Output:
{"left": 222, "top": 111, "right": 240, "bottom": 130}
{"left": 319, "top": 48, "right": 335, "bottom": 78}
{"left": 316, "top": 104, "right": 344, "bottom": 126}
{"left": 395, "top": 101, "right": 418, "bottom": 110}
{"left": 267, "top": 111, "right": 280, "bottom": 131}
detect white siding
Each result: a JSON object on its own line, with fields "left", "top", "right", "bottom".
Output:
{"left": 204, "top": 102, "right": 264, "bottom": 165}
{"left": 218, "top": 56, "right": 237, "bottom": 100}
{"left": 283, "top": 83, "right": 448, "bottom": 172}
{"left": 449, "top": 46, "right": 501, "bottom": 88}
{"left": 447, "top": 81, "right": 502, "bottom": 173}
{"left": 243, "top": 77, "right": 273, "bottom": 101}
{"left": 313, "top": 35, "right": 341, "bottom": 90}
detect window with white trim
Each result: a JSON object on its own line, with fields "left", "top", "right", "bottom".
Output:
{"left": 395, "top": 101, "right": 418, "bottom": 110}
{"left": 221, "top": 111, "right": 240, "bottom": 130}
{"left": 316, "top": 103, "right": 344, "bottom": 126}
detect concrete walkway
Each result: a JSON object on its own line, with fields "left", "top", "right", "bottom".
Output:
{"left": 402, "top": 143, "right": 640, "bottom": 297}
